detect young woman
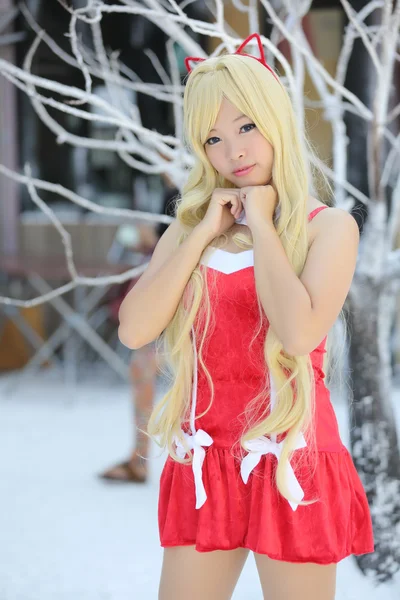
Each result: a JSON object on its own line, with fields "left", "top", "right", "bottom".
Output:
{"left": 118, "top": 34, "right": 374, "bottom": 600}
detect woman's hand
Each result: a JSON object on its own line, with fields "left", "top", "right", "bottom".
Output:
{"left": 197, "top": 188, "right": 243, "bottom": 240}
{"left": 239, "top": 185, "right": 279, "bottom": 231}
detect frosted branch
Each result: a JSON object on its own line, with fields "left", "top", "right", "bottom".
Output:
{"left": 0, "top": 60, "right": 179, "bottom": 147}
{"left": 340, "top": 0, "right": 381, "bottom": 72}
{"left": 0, "top": 164, "right": 174, "bottom": 225}
{"left": 20, "top": 2, "right": 182, "bottom": 104}
{"left": 259, "top": 0, "right": 373, "bottom": 121}
{"left": 24, "top": 164, "right": 78, "bottom": 281}
{"left": 0, "top": 262, "right": 149, "bottom": 309}
{"left": 310, "top": 155, "right": 370, "bottom": 206}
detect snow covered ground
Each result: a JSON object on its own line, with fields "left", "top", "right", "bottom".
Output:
{"left": 0, "top": 368, "right": 399, "bottom": 600}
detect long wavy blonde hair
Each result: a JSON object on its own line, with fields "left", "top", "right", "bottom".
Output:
{"left": 147, "top": 53, "right": 345, "bottom": 507}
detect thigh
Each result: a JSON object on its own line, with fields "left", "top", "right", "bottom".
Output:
{"left": 254, "top": 553, "right": 337, "bottom": 600}
{"left": 159, "top": 545, "right": 249, "bottom": 600}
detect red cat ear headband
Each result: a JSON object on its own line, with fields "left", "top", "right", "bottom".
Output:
{"left": 184, "top": 33, "right": 279, "bottom": 81}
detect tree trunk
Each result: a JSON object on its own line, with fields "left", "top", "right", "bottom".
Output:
{"left": 347, "top": 280, "right": 400, "bottom": 582}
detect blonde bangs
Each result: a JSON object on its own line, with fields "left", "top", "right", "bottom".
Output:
{"left": 184, "top": 70, "right": 224, "bottom": 147}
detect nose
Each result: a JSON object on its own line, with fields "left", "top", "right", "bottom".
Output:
{"left": 226, "top": 142, "right": 245, "bottom": 162}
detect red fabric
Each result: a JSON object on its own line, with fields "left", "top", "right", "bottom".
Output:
{"left": 158, "top": 207, "right": 374, "bottom": 562}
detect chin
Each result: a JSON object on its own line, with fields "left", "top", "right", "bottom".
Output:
{"left": 223, "top": 172, "right": 271, "bottom": 188}
{"left": 236, "top": 178, "right": 267, "bottom": 188}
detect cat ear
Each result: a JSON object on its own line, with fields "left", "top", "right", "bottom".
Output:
{"left": 236, "top": 33, "right": 278, "bottom": 80}
{"left": 236, "top": 33, "right": 266, "bottom": 65}
{"left": 184, "top": 56, "right": 205, "bottom": 73}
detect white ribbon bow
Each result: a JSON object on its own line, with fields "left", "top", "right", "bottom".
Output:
{"left": 174, "top": 429, "right": 214, "bottom": 509}
{"left": 240, "top": 433, "right": 307, "bottom": 511}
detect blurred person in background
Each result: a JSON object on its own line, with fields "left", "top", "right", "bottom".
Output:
{"left": 99, "top": 177, "right": 176, "bottom": 483}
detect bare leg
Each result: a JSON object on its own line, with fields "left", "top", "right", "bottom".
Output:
{"left": 99, "top": 343, "right": 158, "bottom": 482}
{"left": 159, "top": 546, "right": 249, "bottom": 600}
{"left": 254, "top": 553, "right": 337, "bottom": 600}
{"left": 129, "top": 343, "right": 158, "bottom": 474}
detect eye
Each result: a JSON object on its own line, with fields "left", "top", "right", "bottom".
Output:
{"left": 206, "top": 123, "right": 255, "bottom": 146}
{"left": 206, "top": 137, "right": 219, "bottom": 146}
{"left": 240, "top": 123, "right": 255, "bottom": 133}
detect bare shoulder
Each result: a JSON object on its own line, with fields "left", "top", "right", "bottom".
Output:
{"left": 135, "top": 218, "right": 183, "bottom": 286}
{"left": 311, "top": 205, "right": 358, "bottom": 228}
{"left": 307, "top": 196, "right": 357, "bottom": 226}
{"left": 162, "top": 216, "right": 184, "bottom": 239}
{"left": 307, "top": 196, "right": 327, "bottom": 213}
{"left": 309, "top": 206, "right": 360, "bottom": 248}
{"left": 152, "top": 217, "right": 184, "bottom": 256}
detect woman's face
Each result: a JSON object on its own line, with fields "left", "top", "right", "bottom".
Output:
{"left": 204, "top": 97, "right": 274, "bottom": 188}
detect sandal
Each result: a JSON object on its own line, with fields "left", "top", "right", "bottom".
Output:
{"left": 99, "top": 458, "right": 148, "bottom": 484}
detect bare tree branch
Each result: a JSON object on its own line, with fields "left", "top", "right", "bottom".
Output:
{"left": 0, "top": 164, "right": 174, "bottom": 225}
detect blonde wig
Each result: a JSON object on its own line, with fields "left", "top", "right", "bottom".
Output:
{"left": 147, "top": 53, "right": 346, "bottom": 507}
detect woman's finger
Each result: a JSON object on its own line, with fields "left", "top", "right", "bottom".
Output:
{"left": 233, "top": 198, "right": 242, "bottom": 219}
{"left": 220, "top": 191, "right": 240, "bottom": 206}
{"left": 230, "top": 196, "right": 238, "bottom": 211}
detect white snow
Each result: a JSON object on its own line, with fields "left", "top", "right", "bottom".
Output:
{"left": 0, "top": 368, "right": 399, "bottom": 600}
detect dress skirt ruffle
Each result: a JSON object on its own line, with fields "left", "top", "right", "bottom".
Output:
{"left": 158, "top": 445, "right": 374, "bottom": 564}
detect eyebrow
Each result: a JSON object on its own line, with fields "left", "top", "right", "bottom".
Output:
{"left": 209, "top": 114, "right": 247, "bottom": 133}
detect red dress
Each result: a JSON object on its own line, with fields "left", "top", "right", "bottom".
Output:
{"left": 158, "top": 207, "right": 374, "bottom": 563}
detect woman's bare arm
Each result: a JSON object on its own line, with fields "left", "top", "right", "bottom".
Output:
{"left": 118, "top": 219, "right": 212, "bottom": 349}
{"left": 251, "top": 208, "right": 359, "bottom": 355}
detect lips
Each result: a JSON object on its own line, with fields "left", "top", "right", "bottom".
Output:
{"left": 233, "top": 164, "right": 255, "bottom": 176}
